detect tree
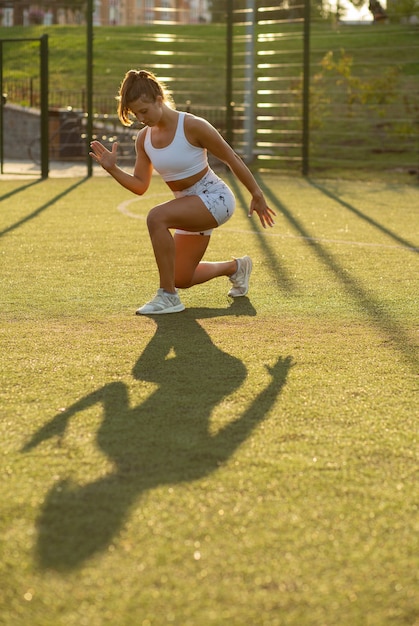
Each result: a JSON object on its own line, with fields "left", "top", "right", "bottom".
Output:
{"left": 387, "top": 0, "right": 419, "bottom": 20}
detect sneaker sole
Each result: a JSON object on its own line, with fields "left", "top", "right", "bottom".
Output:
{"left": 136, "top": 302, "right": 185, "bottom": 315}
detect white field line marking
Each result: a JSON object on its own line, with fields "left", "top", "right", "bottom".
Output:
{"left": 117, "top": 196, "right": 419, "bottom": 252}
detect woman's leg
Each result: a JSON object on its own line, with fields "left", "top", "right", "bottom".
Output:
{"left": 174, "top": 233, "right": 237, "bottom": 289}
{"left": 147, "top": 196, "right": 218, "bottom": 293}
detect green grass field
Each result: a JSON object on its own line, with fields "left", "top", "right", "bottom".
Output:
{"left": 0, "top": 170, "right": 418, "bottom": 625}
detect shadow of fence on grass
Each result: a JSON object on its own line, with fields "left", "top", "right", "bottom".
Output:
{"left": 307, "top": 179, "right": 419, "bottom": 254}
{"left": 0, "top": 178, "right": 87, "bottom": 238}
{"left": 257, "top": 178, "right": 418, "bottom": 372}
{"left": 22, "top": 300, "right": 293, "bottom": 571}
{"left": 0, "top": 179, "right": 41, "bottom": 204}
{"left": 227, "top": 174, "right": 298, "bottom": 294}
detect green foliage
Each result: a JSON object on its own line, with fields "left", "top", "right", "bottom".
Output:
{"left": 320, "top": 49, "right": 400, "bottom": 112}
{"left": 387, "top": 0, "right": 419, "bottom": 19}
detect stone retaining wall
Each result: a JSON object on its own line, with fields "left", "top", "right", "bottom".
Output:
{"left": 2, "top": 104, "right": 40, "bottom": 159}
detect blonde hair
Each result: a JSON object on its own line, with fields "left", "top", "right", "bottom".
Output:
{"left": 117, "top": 69, "right": 174, "bottom": 126}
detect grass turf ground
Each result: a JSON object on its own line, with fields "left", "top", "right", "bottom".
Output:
{"left": 0, "top": 172, "right": 418, "bottom": 625}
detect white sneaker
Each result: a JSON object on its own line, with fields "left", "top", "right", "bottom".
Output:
{"left": 136, "top": 289, "right": 185, "bottom": 315}
{"left": 228, "top": 256, "right": 253, "bottom": 297}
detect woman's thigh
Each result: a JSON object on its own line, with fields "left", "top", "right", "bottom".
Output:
{"left": 174, "top": 232, "right": 211, "bottom": 288}
{"left": 148, "top": 195, "right": 218, "bottom": 233}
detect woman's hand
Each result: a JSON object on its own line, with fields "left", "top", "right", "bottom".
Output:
{"left": 249, "top": 193, "right": 276, "bottom": 228}
{"left": 89, "top": 140, "right": 118, "bottom": 171}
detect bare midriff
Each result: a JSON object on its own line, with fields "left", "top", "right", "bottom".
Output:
{"left": 165, "top": 166, "right": 209, "bottom": 192}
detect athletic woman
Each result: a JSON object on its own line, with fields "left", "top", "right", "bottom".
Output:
{"left": 90, "top": 69, "right": 275, "bottom": 315}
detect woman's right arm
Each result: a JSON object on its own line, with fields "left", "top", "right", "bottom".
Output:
{"left": 89, "top": 129, "right": 153, "bottom": 196}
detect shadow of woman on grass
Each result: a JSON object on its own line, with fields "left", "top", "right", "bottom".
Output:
{"left": 22, "top": 299, "right": 292, "bottom": 571}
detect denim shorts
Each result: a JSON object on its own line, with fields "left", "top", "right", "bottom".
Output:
{"left": 173, "top": 169, "right": 236, "bottom": 236}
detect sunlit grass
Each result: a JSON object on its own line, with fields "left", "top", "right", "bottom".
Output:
{"left": 0, "top": 172, "right": 418, "bottom": 625}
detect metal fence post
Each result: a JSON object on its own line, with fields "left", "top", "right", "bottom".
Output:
{"left": 40, "top": 34, "right": 49, "bottom": 179}
{"left": 243, "top": 0, "right": 256, "bottom": 164}
{"left": 226, "top": 0, "right": 234, "bottom": 147}
{"left": 0, "top": 41, "right": 4, "bottom": 174}
{"left": 86, "top": 0, "right": 94, "bottom": 177}
{"left": 302, "top": 0, "right": 311, "bottom": 176}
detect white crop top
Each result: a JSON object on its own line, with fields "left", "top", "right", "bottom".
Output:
{"left": 143, "top": 111, "right": 208, "bottom": 182}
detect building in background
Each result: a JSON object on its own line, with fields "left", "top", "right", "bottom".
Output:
{"left": 0, "top": 0, "right": 210, "bottom": 26}
{"left": 0, "top": 1, "right": 85, "bottom": 25}
{"left": 95, "top": 0, "right": 210, "bottom": 25}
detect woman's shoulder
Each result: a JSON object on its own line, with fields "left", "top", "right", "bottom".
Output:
{"left": 183, "top": 111, "right": 214, "bottom": 133}
{"left": 182, "top": 112, "right": 221, "bottom": 149}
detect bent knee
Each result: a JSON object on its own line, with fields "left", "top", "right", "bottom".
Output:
{"left": 146, "top": 206, "right": 162, "bottom": 232}
{"left": 175, "top": 276, "right": 193, "bottom": 290}
{"left": 175, "top": 270, "right": 194, "bottom": 290}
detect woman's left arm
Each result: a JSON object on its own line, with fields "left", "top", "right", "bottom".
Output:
{"left": 188, "top": 117, "right": 276, "bottom": 228}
